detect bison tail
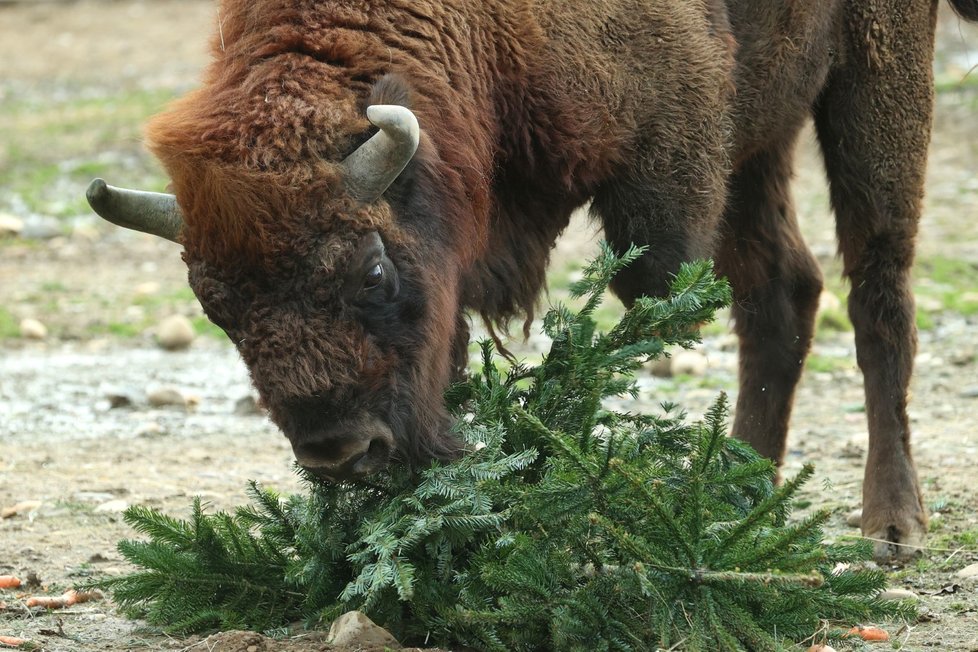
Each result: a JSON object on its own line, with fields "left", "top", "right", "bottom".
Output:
{"left": 948, "top": 0, "right": 978, "bottom": 22}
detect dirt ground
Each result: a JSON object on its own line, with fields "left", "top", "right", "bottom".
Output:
{"left": 1, "top": 1, "right": 978, "bottom": 650}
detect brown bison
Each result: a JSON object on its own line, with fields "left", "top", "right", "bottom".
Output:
{"left": 87, "top": 0, "right": 978, "bottom": 559}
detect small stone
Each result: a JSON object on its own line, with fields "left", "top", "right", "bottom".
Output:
{"left": 717, "top": 334, "right": 739, "bottom": 352}
{"left": 19, "top": 318, "right": 48, "bottom": 340}
{"left": 94, "top": 499, "right": 129, "bottom": 514}
{"left": 107, "top": 395, "right": 133, "bottom": 409}
{"left": 670, "top": 350, "right": 708, "bottom": 377}
{"left": 234, "top": 394, "right": 263, "bottom": 416}
{"left": 949, "top": 351, "right": 976, "bottom": 367}
{"left": 155, "top": 314, "right": 195, "bottom": 351}
{"left": 955, "top": 562, "right": 978, "bottom": 579}
{"left": 103, "top": 387, "right": 136, "bottom": 409}
{"left": 878, "top": 588, "right": 918, "bottom": 601}
{"left": 326, "top": 611, "right": 400, "bottom": 649}
{"left": 0, "top": 213, "right": 24, "bottom": 237}
{"left": 845, "top": 508, "right": 862, "bottom": 528}
{"left": 959, "top": 386, "right": 978, "bottom": 399}
{"left": 135, "top": 422, "right": 165, "bottom": 438}
{"left": 1, "top": 500, "right": 43, "bottom": 519}
{"left": 134, "top": 281, "right": 161, "bottom": 296}
{"left": 649, "top": 355, "right": 673, "bottom": 377}
{"left": 916, "top": 295, "right": 943, "bottom": 312}
{"left": 246, "top": 646, "right": 258, "bottom": 652}
{"left": 147, "top": 387, "right": 188, "bottom": 408}
{"left": 21, "top": 215, "right": 63, "bottom": 240}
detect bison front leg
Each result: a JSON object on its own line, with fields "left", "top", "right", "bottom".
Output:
{"left": 715, "top": 139, "right": 823, "bottom": 466}
{"left": 813, "top": 1, "right": 937, "bottom": 560}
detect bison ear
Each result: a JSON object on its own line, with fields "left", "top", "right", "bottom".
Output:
{"left": 368, "top": 74, "right": 415, "bottom": 109}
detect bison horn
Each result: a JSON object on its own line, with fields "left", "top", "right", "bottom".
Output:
{"left": 342, "top": 105, "right": 420, "bottom": 203}
{"left": 86, "top": 178, "right": 184, "bottom": 244}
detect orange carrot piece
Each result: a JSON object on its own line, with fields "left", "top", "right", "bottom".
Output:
{"left": 0, "top": 577, "right": 21, "bottom": 590}
{"left": 24, "top": 589, "right": 101, "bottom": 610}
{"left": 25, "top": 594, "right": 69, "bottom": 609}
{"left": 0, "top": 635, "right": 26, "bottom": 648}
{"left": 847, "top": 625, "right": 890, "bottom": 642}
{"left": 64, "top": 589, "right": 101, "bottom": 606}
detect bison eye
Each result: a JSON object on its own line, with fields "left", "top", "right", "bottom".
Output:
{"left": 364, "top": 263, "right": 384, "bottom": 289}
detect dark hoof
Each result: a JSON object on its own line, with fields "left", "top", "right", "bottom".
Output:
{"left": 865, "top": 524, "right": 925, "bottom": 562}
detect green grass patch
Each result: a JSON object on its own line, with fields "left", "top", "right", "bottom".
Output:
{"left": 0, "top": 88, "right": 177, "bottom": 218}
{"left": 914, "top": 256, "right": 978, "bottom": 318}
{"left": 132, "top": 286, "right": 198, "bottom": 309}
{"left": 87, "top": 320, "right": 147, "bottom": 339}
{"left": 0, "top": 307, "right": 20, "bottom": 339}
{"left": 53, "top": 500, "right": 97, "bottom": 515}
{"left": 935, "top": 73, "right": 978, "bottom": 95}
{"left": 930, "top": 526, "right": 978, "bottom": 553}
{"left": 40, "top": 281, "right": 69, "bottom": 293}
{"left": 805, "top": 354, "right": 852, "bottom": 374}
{"left": 190, "top": 315, "right": 228, "bottom": 341}
{"left": 916, "top": 310, "right": 936, "bottom": 331}
{"left": 817, "top": 306, "right": 852, "bottom": 332}
{"left": 808, "top": 256, "right": 978, "bottom": 335}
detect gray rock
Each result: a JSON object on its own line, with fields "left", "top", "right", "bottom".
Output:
{"left": 94, "top": 499, "right": 129, "bottom": 514}
{"left": 878, "top": 588, "right": 918, "bottom": 601}
{"left": 955, "top": 562, "right": 978, "bottom": 579}
{"left": 845, "top": 508, "right": 862, "bottom": 528}
{"left": 234, "top": 394, "right": 263, "bottom": 416}
{"left": 147, "top": 387, "right": 187, "bottom": 408}
{"left": 102, "top": 386, "right": 137, "bottom": 409}
{"left": 671, "top": 349, "right": 709, "bottom": 377}
{"left": 649, "top": 355, "right": 674, "bottom": 378}
{"left": 20, "top": 215, "right": 63, "bottom": 240}
{"left": 134, "top": 422, "right": 165, "bottom": 438}
{"left": 326, "top": 611, "right": 400, "bottom": 649}
{"left": 156, "top": 314, "right": 195, "bottom": 351}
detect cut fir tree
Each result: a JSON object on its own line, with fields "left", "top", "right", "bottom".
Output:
{"left": 95, "top": 245, "right": 913, "bottom": 651}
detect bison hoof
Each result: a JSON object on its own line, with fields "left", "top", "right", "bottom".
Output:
{"left": 865, "top": 524, "right": 925, "bottom": 562}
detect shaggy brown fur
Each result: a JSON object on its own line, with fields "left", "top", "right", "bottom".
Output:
{"left": 144, "top": 0, "right": 977, "bottom": 558}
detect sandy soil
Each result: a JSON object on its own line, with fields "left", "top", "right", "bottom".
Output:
{"left": 2, "top": 2, "right": 978, "bottom": 650}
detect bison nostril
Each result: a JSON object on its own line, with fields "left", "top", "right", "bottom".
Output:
{"left": 295, "top": 439, "right": 349, "bottom": 466}
{"left": 352, "top": 436, "right": 392, "bottom": 475}
{"left": 367, "top": 436, "right": 389, "bottom": 457}
{"left": 290, "top": 418, "right": 395, "bottom": 481}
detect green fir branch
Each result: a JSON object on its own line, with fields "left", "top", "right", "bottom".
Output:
{"left": 96, "top": 249, "right": 911, "bottom": 649}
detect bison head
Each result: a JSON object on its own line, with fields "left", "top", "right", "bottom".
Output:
{"left": 88, "top": 100, "right": 468, "bottom": 481}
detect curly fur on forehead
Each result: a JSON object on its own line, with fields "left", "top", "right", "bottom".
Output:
{"left": 143, "top": 2, "right": 398, "bottom": 266}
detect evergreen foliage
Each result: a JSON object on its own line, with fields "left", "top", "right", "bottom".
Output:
{"left": 97, "top": 245, "right": 913, "bottom": 650}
